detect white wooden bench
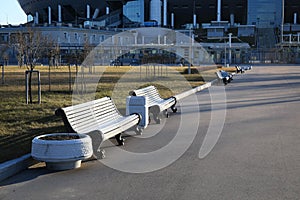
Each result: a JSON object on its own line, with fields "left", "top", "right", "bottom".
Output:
{"left": 215, "top": 70, "right": 232, "bottom": 85}
{"left": 130, "top": 85, "right": 177, "bottom": 124}
{"left": 236, "top": 65, "right": 252, "bottom": 73}
{"left": 235, "top": 65, "right": 245, "bottom": 74}
{"left": 55, "top": 97, "right": 142, "bottom": 159}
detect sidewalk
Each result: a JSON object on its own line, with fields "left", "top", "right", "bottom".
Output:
{"left": 1, "top": 65, "right": 300, "bottom": 200}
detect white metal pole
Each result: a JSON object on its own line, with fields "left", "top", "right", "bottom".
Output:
{"left": 35, "top": 12, "right": 39, "bottom": 24}
{"left": 171, "top": 13, "right": 174, "bottom": 28}
{"left": 230, "top": 14, "right": 234, "bottom": 26}
{"left": 228, "top": 33, "right": 232, "bottom": 65}
{"left": 93, "top": 8, "right": 100, "bottom": 19}
{"left": 217, "top": 0, "right": 221, "bottom": 22}
{"left": 48, "top": 6, "right": 51, "bottom": 25}
{"left": 163, "top": 0, "right": 167, "bottom": 26}
{"left": 87, "top": 5, "right": 90, "bottom": 19}
{"left": 58, "top": 5, "right": 62, "bottom": 23}
{"left": 188, "top": 29, "right": 192, "bottom": 74}
{"left": 281, "top": 0, "right": 284, "bottom": 43}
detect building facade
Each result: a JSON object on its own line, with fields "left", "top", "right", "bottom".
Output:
{"left": 1, "top": 0, "right": 300, "bottom": 65}
{"left": 247, "top": 0, "right": 282, "bottom": 27}
{"left": 14, "top": 0, "right": 300, "bottom": 29}
{"left": 123, "top": 0, "right": 145, "bottom": 23}
{"left": 17, "top": 0, "right": 130, "bottom": 25}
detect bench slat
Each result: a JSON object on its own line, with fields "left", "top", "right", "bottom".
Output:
{"left": 64, "top": 104, "right": 118, "bottom": 123}
{"left": 63, "top": 97, "right": 111, "bottom": 112}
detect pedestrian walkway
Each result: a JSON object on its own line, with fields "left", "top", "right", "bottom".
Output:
{"left": 1, "top": 65, "right": 300, "bottom": 200}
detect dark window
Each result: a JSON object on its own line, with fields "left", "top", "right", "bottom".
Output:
{"left": 209, "top": 4, "right": 215, "bottom": 9}
{"left": 182, "top": 5, "right": 188, "bottom": 9}
{"left": 196, "top": 4, "right": 202, "bottom": 9}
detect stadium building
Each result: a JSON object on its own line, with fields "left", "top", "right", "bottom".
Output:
{"left": 0, "top": 0, "right": 300, "bottom": 64}
{"left": 16, "top": 0, "right": 300, "bottom": 28}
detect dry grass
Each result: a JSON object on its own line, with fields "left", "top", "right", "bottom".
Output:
{"left": 0, "top": 65, "right": 221, "bottom": 163}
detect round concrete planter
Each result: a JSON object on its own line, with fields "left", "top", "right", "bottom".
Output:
{"left": 31, "top": 133, "right": 93, "bottom": 170}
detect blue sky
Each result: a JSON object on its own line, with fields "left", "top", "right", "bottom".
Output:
{"left": 0, "top": 0, "right": 27, "bottom": 25}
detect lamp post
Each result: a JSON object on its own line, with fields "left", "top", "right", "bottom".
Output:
{"left": 228, "top": 33, "right": 232, "bottom": 65}
{"left": 281, "top": 0, "right": 284, "bottom": 43}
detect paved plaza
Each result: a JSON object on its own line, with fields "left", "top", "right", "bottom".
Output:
{"left": 0, "top": 65, "right": 300, "bottom": 200}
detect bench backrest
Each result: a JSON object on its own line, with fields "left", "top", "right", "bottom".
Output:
{"left": 56, "top": 97, "right": 121, "bottom": 133}
{"left": 215, "top": 71, "right": 224, "bottom": 79}
{"left": 132, "top": 86, "right": 162, "bottom": 101}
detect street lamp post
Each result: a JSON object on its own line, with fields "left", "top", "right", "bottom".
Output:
{"left": 228, "top": 33, "right": 232, "bottom": 65}
{"left": 281, "top": 0, "right": 284, "bottom": 43}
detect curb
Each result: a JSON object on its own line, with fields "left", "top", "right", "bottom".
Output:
{"left": 174, "top": 79, "right": 218, "bottom": 101}
{"left": 0, "top": 154, "right": 35, "bottom": 182}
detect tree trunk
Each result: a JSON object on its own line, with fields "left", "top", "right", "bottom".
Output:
{"left": 48, "top": 61, "right": 51, "bottom": 91}
{"left": 68, "top": 64, "right": 71, "bottom": 93}
{"left": 29, "top": 66, "right": 33, "bottom": 104}
{"left": 1, "top": 64, "right": 4, "bottom": 84}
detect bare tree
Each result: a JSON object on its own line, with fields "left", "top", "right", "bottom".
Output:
{"left": 14, "top": 28, "right": 48, "bottom": 103}
{"left": 45, "top": 40, "right": 60, "bottom": 91}
{"left": 0, "top": 44, "right": 9, "bottom": 84}
{"left": 0, "top": 44, "right": 9, "bottom": 64}
{"left": 82, "top": 38, "right": 95, "bottom": 73}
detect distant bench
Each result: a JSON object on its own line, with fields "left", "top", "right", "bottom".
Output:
{"left": 235, "top": 65, "right": 245, "bottom": 73}
{"left": 235, "top": 65, "right": 252, "bottom": 73}
{"left": 130, "top": 85, "right": 177, "bottom": 124}
{"left": 55, "top": 97, "right": 142, "bottom": 159}
{"left": 215, "top": 70, "right": 233, "bottom": 85}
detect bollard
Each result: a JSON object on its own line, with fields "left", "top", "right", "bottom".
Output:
{"left": 126, "top": 96, "right": 149, "bottom": 129}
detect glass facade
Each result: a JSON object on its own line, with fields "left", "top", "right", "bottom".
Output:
{"left": 123, "top": 0, "right": 145, "bottom": 23}
{"left": 247, "top": 0, "right": 282, "bottom": 27}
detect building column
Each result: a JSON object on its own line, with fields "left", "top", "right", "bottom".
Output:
{"left": 230, "top": 14, "right": 234, "bottom": 26}
{"left": 193, "top": 14, "right": 197, "bottom": 28}
{"left": 171, "top": 13, "right": 174, "bottom": 29}
{"left": 217, "top": 0, "right": 221, "bottom": 22}
{"left": 93, "top": 8, "right": 100, "bottom": 19}
{"left": 228, "top": 33, "right": 232, "bottom": 65}
{"left": 35, "top": 12, "right": 39, "bottom": 24}
{"left": 48, "top": 6, "right": 51, "bottom": 25}
{"left": 163, "top": 0, "right": 167, "bottom": 26}
{"left": 87, "top": 5, "right": 91, "bottom": 19}
{"left": 150, "top": 0, "right": 162, "bottom": 26}
{"left": 58, "top": 5, "right": 62, "bottom": 23}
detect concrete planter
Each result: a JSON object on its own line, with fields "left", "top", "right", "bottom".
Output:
{"left": 31, "top": 133, "right": 93, "bottom": 170}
